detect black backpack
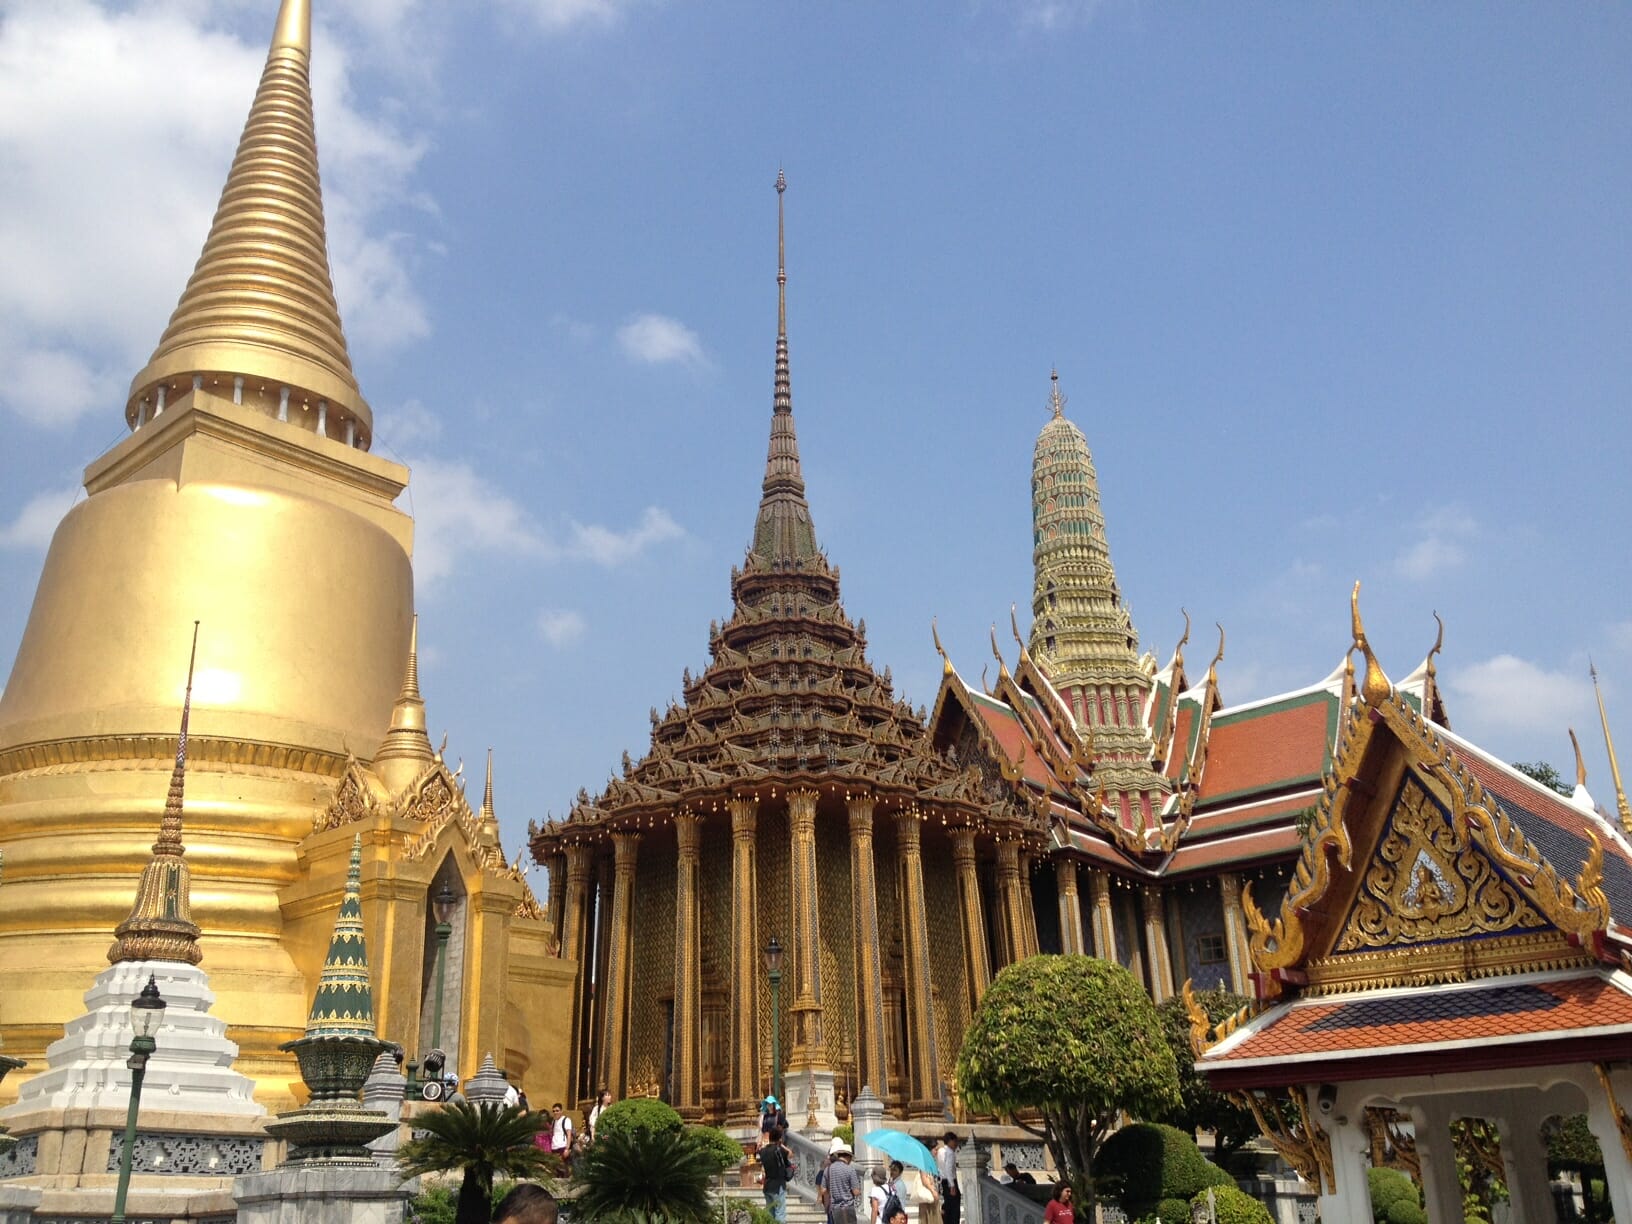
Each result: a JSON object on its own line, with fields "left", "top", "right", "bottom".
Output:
{"left": 760, "top": 1144, "right": 789, "bottom": 1183}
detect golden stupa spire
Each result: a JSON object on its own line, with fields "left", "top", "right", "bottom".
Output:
{"left": 109, "top": 623, "right": 204, "bottom": 966}
{"left": 374, "top": 615, "right": 435, "bottom": 793}
{"left": 479, "top": 749, "right": 500, "bottom": 844}
{"left": 1049, "top": 367, "right": 1065, "bottom": 418}
{"left": 126, "top": 0, "right": 371, "bottom": 448}
{"left": 1590, "top": 659, "right": 1632, "bottom": 832}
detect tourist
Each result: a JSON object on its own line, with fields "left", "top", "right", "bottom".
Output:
{"left": 934, "top": 1133, "right": 960, "bottom": 1224}
{"left": 760, "top": 1094, "right": 789, "bottom": 1141}
{"left": 503, "top": 1076, "right": 520, "bottom": 1109}
{"left": 548, "top": 1102, "right": 575, "bottom": 1169}
{"left": 759, "top": 1124, "right": 793, "bottom": 1223}
{"left": 516, "top": 1089, "right": 531, "bottom": 1113}
{"left": 1043, "top": 1184, "right": 1075, "bottom": 1224}
{"left": 493, "top": 1183, "right": 558, "bottom": 1224}
{"left": 823, "top": 1138, "right": 861, "bottom": 1224}
{"left": 996, "top": 1164, "right": 1016, "bottom": 1185}
{"left": 868, "top": 1168, "right": 890, "bottom": 1224}
{"left": 586, "top": 1087, "right": 613, "bottom": 1142}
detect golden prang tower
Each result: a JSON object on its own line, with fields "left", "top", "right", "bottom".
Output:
{"left": 0, "top": 0, "right": 565, "bottom": 1106}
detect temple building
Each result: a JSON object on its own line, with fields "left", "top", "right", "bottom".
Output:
{"left": 529, "top": 176, "right": 1054, "bottom": 1125}
{"left": 0, "top": 0, "right": 569, "bottom": 1110}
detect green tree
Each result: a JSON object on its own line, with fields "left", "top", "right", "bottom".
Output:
{"left": 398, "top": 1101, "right": 556, "bottom": 1224}
{"left": 1096, "top": 1122, "right": 1230, "bottom": 1219}
{"left": 595, "top": 1097, "right": 684, "bottom": 1142}
{"left": 1512, "top": 761, "right": 1571, "bottom": 796}
{"left": 571, "top": 1123, "right": 720, "bottom": 1223}
{"left": 1544, "top": 1115, "right": 1612, "bottom": 1224}
{"left": 955, "top": 955, "right": 1181, "bottom": 1218}
{"left": 1153, "top": 989, "right": 1259, "bottom": 1166}
{"left": 1193, "top": 1184, "right": 1273, "bottom": 1224}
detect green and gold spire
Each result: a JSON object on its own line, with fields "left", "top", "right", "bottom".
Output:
{"left": 109, "top": 623, "right": 204, "bottom": 966}
{"left": 304, "top": 834, "right": 376, "bottom": 1038}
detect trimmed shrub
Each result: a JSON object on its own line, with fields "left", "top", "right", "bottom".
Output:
{"left": 833, "top": 1123, "right": 855, "bottom": 1147}
{"left": 1384, "top": 1201, "right": 1427, "bottom": 1224}
{"left": 691, "top": 1124, "right": 747, "bottom": 1172}
{"left": 1367, "top": 1167, "right": 1418, "bottom": 1222}
{"left": 596, "top": 1097, "right": 684, "bottom": 1142}
{"left": 1157, "top": 1197, "right": 1192, "bottom": 1221}
{"left": 1194, "top": 1184, "right": 1273, "bottom": 1224}
{"left": 1097, "top": 1123, "right": 1231, "bottom": 1216}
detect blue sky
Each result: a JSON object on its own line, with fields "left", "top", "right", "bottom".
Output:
{"left": 1, "top": 1, "right": 1629, "bottom": 866}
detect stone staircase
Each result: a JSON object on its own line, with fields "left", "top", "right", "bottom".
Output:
{"left": 786, "top": 1197, "right": 828, "bottom": 1224}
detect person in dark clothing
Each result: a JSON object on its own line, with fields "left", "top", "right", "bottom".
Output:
{"left": 759, "top": 1124, "right": 793, "bottom": 1223}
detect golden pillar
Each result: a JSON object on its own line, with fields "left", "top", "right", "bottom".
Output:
{"left": 847, "top": 794, "right": 888, "bottom": 1097}
{"left": 895, "top": 809, "right": 941, "bottom": 1117}
{"left": 672, "top": 811, "right": 702, "bottom": 1119}
{"left": 1054, "top": 857, "right": 1085, "bottom": 955}
{"left": 727, "top": 795, "right": 761, "bottom": 1118}
{"left": 950, "top": 828, "right": 991, "bottom": 1013}
{"left": 1140, "top": 884, "right": 1174, "bottom": 1002}
{"left": 598, "top": 830, "right": 640, "bottom": 1097}
{"left": 787, "top": 788, "right": 825, "bottom": 1068}
{"left": 561, "top": 843, "right": 594, "bottom": 1105}
{"left": 1088, "top": 869, "right": 1117, "bottom": 960}
{"left": 1018, "top": 850, "right": 1040, "bottom": 957}
{"left": 1219, "top": 872, "right": 1252, "bottom": 995}
{"left": 995, "top": 840, "right": 1027, "bottom": 968}
{"left": 545, "top": 852, "right": 566, "bottom": 951}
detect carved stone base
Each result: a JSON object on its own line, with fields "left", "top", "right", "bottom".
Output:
{"left": 234, "top": 1160, "right": 414, "bottom": 1223}
{"left": 784, "top": 1067, "right": 837, "bottom": 1132}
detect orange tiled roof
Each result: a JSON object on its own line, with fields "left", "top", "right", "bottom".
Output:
{"left": 1196, "top": 693, "right": 1336, "bottom": 803}
{"left": 1166, "top": 823, "right": 1303, "bottom": 875}
{"left": 1209, "top": 975, "right": 1632, "bottom": 1066}
{"left": 1164, "top": 703, "right": 1198, "bottom": 781}
{"left": 1186, "top": 789, "right": 1321, "bottom": 839}
{"left": 968, "top": 690, "right": 1059, "bottom": 794}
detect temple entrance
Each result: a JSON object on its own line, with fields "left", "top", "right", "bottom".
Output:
{"left": 417, "top": 855, "right": 468, "bottom": 1082}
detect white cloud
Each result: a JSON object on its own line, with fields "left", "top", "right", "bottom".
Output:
{"left": 568, "top": 507, "right": 684, "bottom": 566}
{"left": 378, "top": 399, "right": 444, "bottom": 453}
{"left": 499, "top": 0, "right": 637, "bottom": 34}
{"left": 0, "top": 485, "right": 82, "bottom": 552}
{"left": 405, "top": 457, "right": 685, "bottom": 584}
{"left": 0, "top": 3, "right": 431, "bottom": 428}
{"left": 616, "top": 313, "right": 706, "bottom": 367}
{"left": 1395, "top": 505, "right": 1478, "bottom": 580}
{"left": 1008, "top": 0, "right": 1107, "bottom": 32}
{"left": 1446, "top": 654, "right": 1595, "bottom": 737}
{"left": 536, "top": 608, "right": 587, "bottom": 647}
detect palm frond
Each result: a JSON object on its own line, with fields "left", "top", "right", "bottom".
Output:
{"left": 572, "top": 1126, "right": 718, "bottom": 1223}
{"left": 399, "top": 1100, "right": 556, "bottom": 1183}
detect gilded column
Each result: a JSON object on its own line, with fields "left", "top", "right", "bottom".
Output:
{"left": 895, "top": 809, "right": 940, "bottom": 1117}
{"left": 562, "top": 844, "right": 594, "bottom": 1104}
{"left": 1018, "top": 851, "right": 1040, "bottom": 958}
{"left": 1088, "top": 869, "right": 1116, "bottom": 961}
{"left": 545, "top": 852, "right": 567, "bottom": 951}
{"left": 1140, "top": 884, "right": 1174, "bottom": 1002}
{"left": 672, "top": 810, "right": 703, "bottom": 1119}
{"left": 727, "top": 795, "right": 761, "bottom": 1118}
{"left": 950, "top": 828, "right": 991, "bottom": 1013}
{"left": 787, "top": 788, "right": 825, "bottom": 1067}
{"left": 597, "top": 830, "right": 640, "bottom": 1097}
{"left": 1054, "top": 857, "right": 1084, "bottom": 955}
{"left": 1218, "top": 873, "right": 1252, "bottom": 994}
{"left": 994, "top": 840, "right": 1026, "bottom": 968}
{"left": 848, "top": 794, "right": 887, "bottom": 1098}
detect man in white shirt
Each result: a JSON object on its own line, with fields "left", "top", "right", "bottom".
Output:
{"left": 934, "top": 1133, "right": 961, "bottom": 1224}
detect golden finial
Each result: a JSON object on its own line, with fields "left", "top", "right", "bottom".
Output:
{"left": 932, "top": 617, "right": 953, "bottom": 675}
{"left": 1010, "top": 603, "right": 1027, "bottom": 652}
{"left": 479, "top": 748, "right": 500, "bottom": 844}
{"left": 1048, "top": 368, "right": 1065, "bottom": 418}
{"left": 110, "top": 622, "right": 204, "bottom": 966}
{"left": 375, "top": 615, "right": 435, "bottom": 792}
{"left": 1427, "top": 611, "right": 1445, "bottom": 678}
{"left": 1207, "top": 622, "right": 1225, "bottom": 687}
{"left": 126, "top": 0, "right": 369, "bottom": 446}
{"left": 1174, "top": 608, "right": 1191, "bottom": 667}
{"left": 1350, "top": 582, "right": 1392, "bottom": 706}
{"left": 1570, "top": 728, "right": 1588, "bottom": 790}
{"left": 990, "top": 624, "right": 1010, "bottom": 678}
{"left": 1590, "top": 659, "right": 1632, "bottom": 832}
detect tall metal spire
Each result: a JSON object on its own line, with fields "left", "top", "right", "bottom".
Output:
{"left": 751, "top": 170, "right": 819, "bottom": 565}
{"left": 126, "top": 0, "right": 371, "bottom": 447}
{"left": 1591, "top": 660, "right": 1632, "bottom": 833}
{"left": 110, "top": 623, "right": 204, "bottom": 965}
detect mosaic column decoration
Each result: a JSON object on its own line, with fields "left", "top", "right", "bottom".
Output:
{"left": 727, "top": 794, "right": 761, "bottom": 1119}
{"left": 1018, "top": 851, "right": 1040, "bottom": 958}
{"left": 994, "top": 840, "right": 1027, "bottom": 968}
{"left": 598, "top": 830, "right": 640, "bottom": 1097}
{"left": 950, "top": 829, "right": 991, "bottom": 1013}
{"left": 671, "top": 810, "right": 703, "bottom": 1119}
{"left": 1053, "top": 857, "right": 1084, "bottom": 955}
{"left": 562, "top": 842, "right": 595, "bottom": 1105}
{"left": 1218, "top": 873, "right": 1252, "bottom": 994}
{"left": 545, "top": 852, "right": 566, "bottom": 947}
{"left": 847, "top": 793, "right": 888, "bottom": 1100}
{"left": 1140, "top": 884, "right": 1174, "bottom": 1002}
{"left": 1088, "top": 869, "right": 1117, "bottom": 960}
{"left": 895, "top": 809, "right": 941, "bottom": 1117}
{"left": 787, "top": 788, "right": 825, "bottom": 1068}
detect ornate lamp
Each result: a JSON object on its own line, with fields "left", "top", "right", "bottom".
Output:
{"left": 763, "top": 935, "right": 784, "bottom": 1107}
{"left": 111, "top": 975, "right": 166, "bottom": 1223}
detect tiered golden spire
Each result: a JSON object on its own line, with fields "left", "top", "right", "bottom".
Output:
{"left": 479, "top": 749, "right": 500, "bottom": 844}
{"left": 374, "top": 615, "right": 435, "bottom": 793}
{"left": 126, "top": 0, "right": 371, "bottom": 446}
{"left": 1590, "top": 660, "right": 1632, "bottom": 833}
{"left": 109, "top": 623, "right": 204, "bottom": 966}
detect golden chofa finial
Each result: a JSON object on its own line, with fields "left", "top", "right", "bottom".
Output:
{"left": 1010, "top": 603, "right": 1027, "bottom": 653}
{"left": 1590, "top": 659, "right": 1632, "bottom": 832}
{"left": 1207, "top": 622, "right": 1225, "bottom": 687}
{"left": 990, "top": 624, "right": 1010, "bottom": 678}
{"left": 126, "top": 0, "right": 370, "bottom": 449}
{"left": 1570, "top": 727, "right": 1588, "bottom": 789}
{"left": 1173, "top": 608, "right": 1191, "bottom": 666}
{"left": 1427, "top": 610, "right": 1445, "bottom": 678}
{"left": 1350, "top": 581, "right": 1392, "bottom": 706}
{"left": 931, "top": 617, "right": 953, "bottom": 675}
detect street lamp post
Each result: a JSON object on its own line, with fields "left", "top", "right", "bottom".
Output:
{"left": 763, "top": 935, "right": 784, "bottom": 1107}
{"left": 429, "top": 882, "right": 456, "bottom": 1054}
{"left": 111, "top": 975, "right": 167, "bottom": 1224}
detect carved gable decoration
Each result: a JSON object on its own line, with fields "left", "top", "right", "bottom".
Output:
{"left": 314, "top": 758, "right": 379, "bottom": 833}
{"left": 402, "top": 773, "right": 456, "bottom": 825}
{"left": 1332, "top": 770, "right": 1548, "bottom": 953}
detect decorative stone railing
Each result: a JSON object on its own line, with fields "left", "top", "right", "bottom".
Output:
{"left": 979, "top": 1177, "right": 1048, "bottom": 1224}
{"left": 785, "top": 1127, "right": 829, "bottom": 1205}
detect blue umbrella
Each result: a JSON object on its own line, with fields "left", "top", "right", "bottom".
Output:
{"left": 860, "top": 1128, "right": 937, "bottom": 1174}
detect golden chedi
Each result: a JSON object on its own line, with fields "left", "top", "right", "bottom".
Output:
{"left": 0, "top": 0, "right": 566, "bottom": 1108}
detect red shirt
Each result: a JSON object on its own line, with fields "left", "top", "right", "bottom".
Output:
{"left": 1044, "top": 1200, "right": 1075, "bottom": 1224}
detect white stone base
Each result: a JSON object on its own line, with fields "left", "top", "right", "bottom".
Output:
{"left": 3, "top": 960, "right": 263, "bottom": 1119}
{"left": 784, "top": 1067, "right": 838, "bottom": 1133}
{"left": 234, "top": 1163, "right": 414, "bottom": 1224}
